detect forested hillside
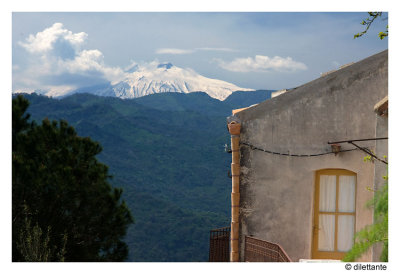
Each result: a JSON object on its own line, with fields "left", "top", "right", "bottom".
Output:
{"left": 19, "top": 90, "right": 271, "bottom": 261}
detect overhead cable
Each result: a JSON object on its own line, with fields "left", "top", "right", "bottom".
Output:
{"left": 240, "top": 141, "right": 359, "bottom": 157}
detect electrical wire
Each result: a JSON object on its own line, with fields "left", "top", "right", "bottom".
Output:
{"left": 239, "top": 141, "right": 359, "bottom": 157}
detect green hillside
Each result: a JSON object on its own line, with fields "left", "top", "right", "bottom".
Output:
{"left": 19, "top": 91, "right": 271, "bottom": 261}
{"left": 134, "top": 92, "right": 233, "bottom": 116}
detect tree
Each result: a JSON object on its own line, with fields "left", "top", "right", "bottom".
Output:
{"left": 16, "top": 204, "right": 67, "bottom": 262}
{"left": 12, "top": 95, "right": 134, "bottom": 261}
{"left": 345, "top": 13, "right": 388, "bottom": 262}
{"left": 354, "top": 12, "right": 388, "bottom": 40}
{"left": 343, "top": 161, "right": 388, "bottom": 262}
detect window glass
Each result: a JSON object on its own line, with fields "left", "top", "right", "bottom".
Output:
{"left": 318, "top": 214, "right": 335, "bottom": 251}
{"left": 338, "top": 175, "right": 356, "bottom": 213}
{"left": 319, "top": 175, "right": 336, "bottom": 212}
{"left": 337, "top": 215, "right": 355, "bottom": 252}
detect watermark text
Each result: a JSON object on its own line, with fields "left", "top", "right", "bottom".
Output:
{"left": 345, "top": 263, "right": 387, "bottom": 271}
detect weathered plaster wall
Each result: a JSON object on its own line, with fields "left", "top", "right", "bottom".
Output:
{"left": 372, "top": 111, "right": 388, "bottom": 261}
{"left": 236, "top": 50, "right": 388, "bottom": 262}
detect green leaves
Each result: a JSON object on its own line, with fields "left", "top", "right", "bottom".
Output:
{"left": 12, "top": 95, "right": 133, "bottom": 261}
{"left": 378, "top": 25, "right": 389, "bottom": 40}
{"left": 354, "top": 12, "right": 388, "bottom": 40}
{"left": 343, "top": 172, "right": 388, "bottom": 262}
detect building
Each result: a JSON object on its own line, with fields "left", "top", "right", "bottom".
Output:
{"left": 227, "top": 50, "right": 388, "bottom": 262}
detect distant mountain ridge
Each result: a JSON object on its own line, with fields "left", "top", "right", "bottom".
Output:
{"left": 14, "top": 62, "right": 255, "bottom": 101}
{"left": 134, "top": 90, "right": 274, "bottom": 116}
{"left": 113, "top": 62, "right": 254, "bottom": 100}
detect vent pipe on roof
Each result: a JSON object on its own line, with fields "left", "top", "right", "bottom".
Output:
{"left": 227, "top": 120, "right": 241, "bottom": 262}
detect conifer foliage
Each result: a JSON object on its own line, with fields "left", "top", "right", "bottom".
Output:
{"left": 12, "top": 95, "right": 133, "bottom": 261}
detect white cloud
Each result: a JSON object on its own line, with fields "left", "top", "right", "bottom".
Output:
{"left": 215, "top": 55, "right": 307, "bottom": 73}
{"left": 155, "top": 48, "right": 194, "bottom": 55}
{"left": 196, "top": 47, "right": 237, "bottom": 52}
{"left": 15, "top": 23, "right": 125, "bottom": 93}
{"left": 60, "top": 49, "right": 125, "bottom": 83}
{"left": 19, "top": 22, "right": 87, "bottom": 54}
{"left": 62, "top": 49, "right": 104, "bottom": 72}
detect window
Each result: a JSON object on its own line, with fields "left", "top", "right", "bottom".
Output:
{"left": 312, "top": 169, "right": 356, "bottom": 260}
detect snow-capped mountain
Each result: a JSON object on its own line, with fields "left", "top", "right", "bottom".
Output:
{"left": 15, "top": 62, "right": 254, "bottom": 101}
{"left": 109, "top": 62, "right": 254, "bottom": 100}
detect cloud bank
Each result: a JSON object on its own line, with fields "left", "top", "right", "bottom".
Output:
{"left": 14, "top": 23, "right": 124, "bottom": 95}
{"left": 19, "top": 22, "right": 87, "bottom": 54}
{"left": 215, "top": 55, "right": 307, "bottom": 73}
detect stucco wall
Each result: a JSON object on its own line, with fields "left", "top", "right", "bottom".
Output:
{"left": 235, "top": 50, "right": 388, "bottom": 262}
{"left": 372, "top": 110, "right": 388, "bottom": 261}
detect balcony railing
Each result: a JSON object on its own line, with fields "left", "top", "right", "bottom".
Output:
{"left": 244, "top": 236, "right": 292, "bottom": 262}
{"left": 209, "top": 227, "right": 230, "bottom": 262}
{"left": 209, "top": 228, "right": 292, "bottom": 262}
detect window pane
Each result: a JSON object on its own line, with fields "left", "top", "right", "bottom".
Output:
{"left": 337, "top": 215, "right": 355, "bottom": 252}
{"left": 319, "top": 175, "right": 336, "bottom": 212}
{"left": 338, "top": 175, "right": 356, "bottom": 213}
{"left": 318, "top": 214, "right": 335, "bottom": 251}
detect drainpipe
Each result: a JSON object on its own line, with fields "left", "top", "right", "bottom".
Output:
{"left": 228, "top": 120, "right": 241, "bottom": 262}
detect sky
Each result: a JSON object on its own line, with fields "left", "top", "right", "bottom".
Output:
{"left": 3, "top": 2, "right": 400, "bottom": 273}
{"left": 12, "top": 12, "right": 389, "bottom": 93}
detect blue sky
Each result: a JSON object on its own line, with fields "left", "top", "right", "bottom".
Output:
{"left": 12, "top": 12, "right": 388, "bottom": 93}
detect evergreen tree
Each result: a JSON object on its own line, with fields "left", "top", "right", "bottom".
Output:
{"left": 12, "top": 95, "right": 133, "bottom": 261}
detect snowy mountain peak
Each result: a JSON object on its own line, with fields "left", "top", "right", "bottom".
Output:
{"left": 14, "top": 62, "right": 254, "bottom": 101}
{"left": 113, "top": 63, "right": 254, "bottom": 100}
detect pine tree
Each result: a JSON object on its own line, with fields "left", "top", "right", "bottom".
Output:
{"left": 12, "top": 95, "right": 133, "bottom": 261}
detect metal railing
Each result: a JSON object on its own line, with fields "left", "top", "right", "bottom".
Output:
{"left": 245, "top": 236, "right": 292, "bottom": 262}
{"left": 209, "top": 227, "right": 230, "bottom": 262}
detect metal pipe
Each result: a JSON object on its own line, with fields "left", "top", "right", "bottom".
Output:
{"left": 327, "top": 137, "right": 388, "bottom": 144}
{"left": 228, "top": 121, "right": 241, "bottom": 262}
{"left": 348, "top": 141, "right": 388, "bottom": 164}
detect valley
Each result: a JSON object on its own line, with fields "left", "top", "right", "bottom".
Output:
{"left": 18, "top": 90, "right": 272, "bottom": 261}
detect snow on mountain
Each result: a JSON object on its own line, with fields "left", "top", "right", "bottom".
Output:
{"left": 108, "top": 62, "right": 253, "bottom": 100}
{"left": 14, "top": 62, "right": 254, "bottom": 101}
